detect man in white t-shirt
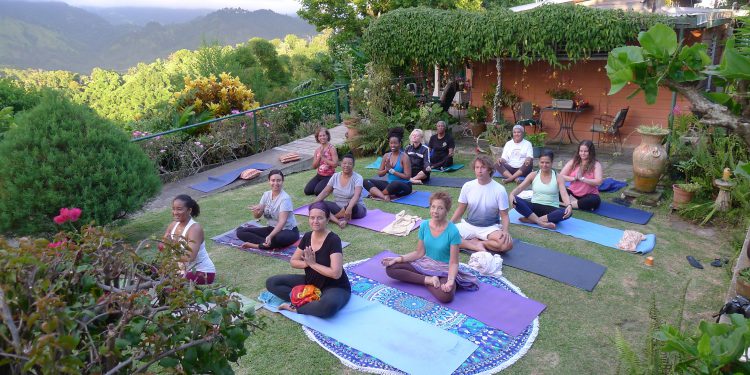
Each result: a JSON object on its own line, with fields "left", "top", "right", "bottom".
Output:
{"left": 496, "top": 125, "right": 533, "bottom": 184}
{"left": 451, "top": 155, "right": 513, "bottom": 253}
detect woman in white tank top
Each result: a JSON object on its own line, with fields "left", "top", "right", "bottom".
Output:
{"left": 164, "top": 194, "right": 216, "bottom": 284}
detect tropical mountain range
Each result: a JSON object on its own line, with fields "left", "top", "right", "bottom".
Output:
{"left": 0, "top": 1, "right": 318, "bottom": 73}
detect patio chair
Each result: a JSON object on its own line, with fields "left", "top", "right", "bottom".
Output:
{"left": 591, "top": 107, "right": 628, "bottom": 152}
{"left": 512, "top": 101, "right": 542, "bottom": 133}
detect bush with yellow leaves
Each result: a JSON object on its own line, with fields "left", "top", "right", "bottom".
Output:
{"left": 174, "top": 73, "right": 259, "bottom": 117}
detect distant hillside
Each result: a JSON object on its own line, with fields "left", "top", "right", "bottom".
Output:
{"left": 0, "top": 2, "right": 318, "bottom": 73}
{"left": 83, "top": 6, "right": 213, "bottom": 26}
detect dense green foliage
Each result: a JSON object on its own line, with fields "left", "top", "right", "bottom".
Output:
{"left": 364, "top": 5, "right": 665, "bottom": 68}
{"left": 0, "top": 218, "right": 261, "bottom": 373}
{"left": 0, "top": 92, "right": 160, "bottom": 235}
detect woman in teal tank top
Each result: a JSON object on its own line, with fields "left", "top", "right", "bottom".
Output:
{"left": 363, "top": 134, "right": 413, "bottom": 201}
{"left": 509, "top": 150, "right": 573, "bottom": 229}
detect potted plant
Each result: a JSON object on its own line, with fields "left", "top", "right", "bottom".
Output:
{"left": 466, "top": 105, "right": 488, "bottom": 137}
{"left": 672, "top": 182, "right": 700, "bottom": 207}
{"left": 546, "top": 88, "right": 578, "bottom": 109}
{"left": 342, "top": 113, "right": 362, "bottom": 140}
{"left": 526, "top": 132, "right": 547, "bottom": 158}
{"left": 737, "top": 268, "right": 750, "bottom": 299}
{"left": 479, "top": 123, "right": 512, "bottom": 160}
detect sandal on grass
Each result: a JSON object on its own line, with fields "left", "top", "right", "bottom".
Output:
{"left": 686, "top": 256, "right": 704, "bottom": 269}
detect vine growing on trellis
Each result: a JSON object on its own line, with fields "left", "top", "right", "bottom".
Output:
{"left": 363, "top": 5, "right": 666, "bottom": 69}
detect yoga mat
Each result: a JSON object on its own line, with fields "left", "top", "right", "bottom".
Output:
{"left": 261, "top": 293, "right": 478, "bottom": 375}
{"left": 350, "top": 251, "right": 546, "bottom": 336}
{"left": 190, "top": 162, "right": 274, "bottom": 193}
{"left": 365, "top": 157, "right": 382, "bottom": 169}
{"left": 423, "top": 176, "right": 471, "bottom": 188}
{"left": 592, "top": 201, "right": 653, "bottom": 225}
{"left": 211, "top": 220, "right": 349, "bottom": 260}
{"left": 432, "top": 163, "right": 464, "bottom": 172}
{"left": 392, "top": 191, "right": 432, "bottom": 208}
{"left": 509, "top": 209, "right": 656, "bottom": 254}
{"left": 492, "top": 171, "right": 525, "bottom": 183}
{"left": 293, "top": 206, "right": 421, "bottom": 234}
{"left": 599, "top": 177, "right": 627, "bottom": 193}
{"left": 504, "top": 240, "right": 607, "bottom": 291}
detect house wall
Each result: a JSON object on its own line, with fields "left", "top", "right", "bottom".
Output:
{"left": 468, "top": 59, "right": 693, "bottom": 146}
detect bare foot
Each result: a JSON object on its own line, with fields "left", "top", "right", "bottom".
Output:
{"left": 278, "top": 303, "right": 297, "bottom": 312}
{"left": 383, "top": 195, "right": 391, "bottom": 202}
{"left": 539, "top": 221, "right": 557, "bottom": 229}
{"left": 463, "top": 238, "right": 487, "bottom": 252}
{"left": 518, "top": 217, "right": 531, "bottom": 224}
{"left": 338, "top": 220, "right": 348, "bottom": 229}
{"left": 424, "top": 276, "right": 441, "bottom": 288}
{"left": 410, "top": 178, "right": 423, "bottom": 185}
{"left": 241, "top": 242, "right": 259, "bottom": 249}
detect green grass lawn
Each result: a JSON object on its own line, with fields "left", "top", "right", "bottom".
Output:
{"left": 117, "top": 155, "right": 734, "bottom": 374}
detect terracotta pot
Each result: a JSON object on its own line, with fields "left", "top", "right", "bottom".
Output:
{"left": 632, "top": 130, "right": 669, "bottom": 193}
{"left": 737, "top": 270, "right": 750, "bottom": 299}
{"left": 470, "top": 122, "right": 487, "bottom": 138}
{"left": 672, "top": 184, "right": 694, "bottom": 207}
{"left": 345, "top": 124, "right": 359, "bottom": 140}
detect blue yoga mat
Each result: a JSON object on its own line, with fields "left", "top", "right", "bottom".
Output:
{"left": 190, "top": 162, "right": 275, "bottom": 193}
{"left": 392, "top": 191, "right": 432, "bottom": 208}
{"left": 492, "top": 171, "right": 524, "bottom": 182}
{"left": 503, "top": 240, "right": 606, "bottom": 291}
{"left": 509, "top": 209, "right": 655, "bottom": 254}
{"left": 599, "top": 178, "right": 627, "bottom": 193}
{"left": 365, "top": 157, "right": 382, "bottom": 169}
{"left": 593, "top": 201, "right": 653, "bottom": 225}
{"left": 432, "top": 164, "right": 464, "bottom": 172}
{"left": 424, "top": 176, "right": 471, "bottom": 188}
{"left": 260, "top": 292, "right": 478, "bottom": 375}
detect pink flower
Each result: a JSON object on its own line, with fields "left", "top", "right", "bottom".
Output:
{"left": 53, "top": 207, "right": 82, "bottom": 224}
{"left": 672, "top": 105, "right": 682, "bottom": 116}
{"left": 48, "top": 241, "right": 63, "bottom": 248}
{"left": 158, "top": 243, "right": 165, "bottom": 252}
{"left": 231, "top": 109, "right": 240, "bottom": 115}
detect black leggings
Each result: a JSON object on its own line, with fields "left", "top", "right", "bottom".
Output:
{"left": 431, "top": 155, "right": 453, "bottom": 169}
{"left": 304, "top": 174, "right": 332, "bottom": 196}
{"left": 235, "top": 226, "right": 299, "bottom": 249}
{"left": 513, "top": 197, "right": 567, "bottom": 223}
{"left": 566, "top": 188, "right": 601, "bottom": 211}
{"left": 320, "top": 201, "right": 366, "bottom": 219}
{"left": 266, "top": 274, "right": 351, "bottom": 318}
{"left": 363, "top": 179, "right": 412, "bottom": 198}
{"left": 385, "top": 262, "right": 455, "bottom": 303}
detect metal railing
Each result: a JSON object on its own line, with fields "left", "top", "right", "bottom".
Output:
{"left": 131, "top": 84, "right": 349, "bottom": 143}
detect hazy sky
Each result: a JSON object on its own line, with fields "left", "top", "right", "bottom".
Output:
{"left": 63, "top": 0, "right": 302, "bottom": 13}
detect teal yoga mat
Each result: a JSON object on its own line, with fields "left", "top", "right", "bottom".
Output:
{"left": 365, "top": 157, "right": 382, "bottom": 169}
{"left": 432, "top": 164, "right": 464, "bottom": 172}
{"left": 261, "top": 293, "right": 478, "bottom": 375}
{"left": 509, "top": 209, "right": 656, "bottom": 254}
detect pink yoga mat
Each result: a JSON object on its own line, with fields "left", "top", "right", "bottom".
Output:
{"left": 350, "top": 250, "right": 546, "bottom": 336}
{"left": 293, "top": 206, "right": 421, "bottom": 233}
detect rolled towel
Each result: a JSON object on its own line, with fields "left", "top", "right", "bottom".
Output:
{"left": 239, "top": 168, "right": 261, "bottom": 180}
{"left": 279, "top": 152, "right": 301, "bottom": 163}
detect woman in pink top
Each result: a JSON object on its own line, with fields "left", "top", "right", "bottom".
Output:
{"left": 304, "top": 127, "right": 339, "bottom": 196}
{"left": 560, "top": 140, "right": 603, "bottom": 211}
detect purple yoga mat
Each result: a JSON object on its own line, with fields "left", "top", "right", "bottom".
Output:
{"left": 350, "top": 250, "right": 546, "bottom": 336}
{"left": 293, "top": 206, "right": 421, "bottom": 234}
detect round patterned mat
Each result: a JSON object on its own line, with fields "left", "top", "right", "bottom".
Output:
{"left": 299, "top": 260, "right": 539, "bottom": 374}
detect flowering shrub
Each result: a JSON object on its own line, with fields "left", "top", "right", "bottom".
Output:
{"left": 0, "top": 92, "right": 160, "bottom": 235}
{"left": 0, "top": 209, "right": 261, "bottom": 374}
{"left": 173, "top": 73, "right": 260, "bottom": 118}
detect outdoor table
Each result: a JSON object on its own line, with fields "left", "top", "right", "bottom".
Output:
{"left": 541, "top": 106, "right": 590, "bottom": 145}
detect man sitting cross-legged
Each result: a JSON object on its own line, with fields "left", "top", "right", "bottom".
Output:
{"left": 450, "top": 155, "right": 514, "bottom": 253}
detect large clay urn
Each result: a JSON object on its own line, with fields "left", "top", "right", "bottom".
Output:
{"left": 632, "top": 128, "right": 669, "bottom": 193}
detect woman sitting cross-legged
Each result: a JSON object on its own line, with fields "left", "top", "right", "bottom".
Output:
{"left": 560, "top": 140, "right": 603, "bottom": 211}
{"left": 406, "top": 128, "right": 431, "bottom": 184}
{"left": 313, "top": 153, "right": 367, "bottom": 229}
{"left": 236, "top": 170, "right": 299, "bottom": 250}
{"left": 266, "top": 202, "right": 351, "bottom": 318}
{"left": 164, "top": 194, "right": 216, "bottom": 284}
{"left": 304, "top": 127, "right": 338, "bottom": 196}
{"left": 363, "top": 134, "right": 412, "bottom": 201}
{"left": 381, "top": 192, "right": 478, "bottom": 303}
{"left": 509, "top": 150, "right": 573, "bottom": 229}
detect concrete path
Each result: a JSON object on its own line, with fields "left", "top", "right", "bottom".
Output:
{"left": 144, "top": 125, "right": 348, "bottom": 211}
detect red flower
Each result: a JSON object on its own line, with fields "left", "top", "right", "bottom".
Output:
{"left": 157, "top": 243, "right": 165, "bottom": 252}
{"left": 48, "top": 241, "right": 63, "bottom": 248}
{"left": 53, "top": 207, "right": 82, "bottom": 224}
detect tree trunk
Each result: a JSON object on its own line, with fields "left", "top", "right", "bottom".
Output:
{"left": 667, "top": 81, "right": 750, "bottom": 147}
{"left": 492, "top": 58, "right": 503, "bottom": 124}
